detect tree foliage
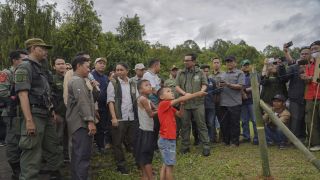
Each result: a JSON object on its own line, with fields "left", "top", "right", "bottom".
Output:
{"left": 0, "top": 0, "right": 59, "bottom": 67}
{"left": 0, "top": 0, "right": 298, "bottom": 76}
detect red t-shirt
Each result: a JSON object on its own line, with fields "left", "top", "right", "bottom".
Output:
{"left": 305, "top": 62, "right": 320, "bottom": 100}
{"left": 158, "top": 100, "right": 177, "bottom": 139}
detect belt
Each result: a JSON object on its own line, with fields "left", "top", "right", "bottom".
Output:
{"left": 30, "top": 104, "right": 47, "bottom": 109}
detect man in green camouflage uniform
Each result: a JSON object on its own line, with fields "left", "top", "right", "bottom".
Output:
{"left": 0, "top": 50, "right": 28, "bottom": 179}
{"left": 15, "top": 38, "right": 63, "bottom": 180}
{"left": 51, "top": 57, "right": 68, "bottom": 161}
{"left": 175, "top": 53, "right": 211, "bottom": 156}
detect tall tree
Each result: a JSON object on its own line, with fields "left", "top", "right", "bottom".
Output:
{"left": 209, "top": 39, "right": 233, "bottom": 60}
{"left": 0, "top": 0, "right": 59, "bottom": 68}
{"left": 52, "top": 0, "right": 103, "bottom": 61}
{"left": 108, "top": 14, "right": 149, "bottom": 74}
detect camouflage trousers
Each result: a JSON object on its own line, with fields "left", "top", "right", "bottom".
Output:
{"left": 19, "top": 107, "right": 63, "bottom": 180}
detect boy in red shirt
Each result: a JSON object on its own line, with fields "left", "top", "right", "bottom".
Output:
{"left": 157, "top": 87, "right": 206, "bottom": 180}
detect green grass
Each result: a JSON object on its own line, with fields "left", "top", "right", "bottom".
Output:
{"left": 92, "top": 141, "right": 320, "bottom": 180}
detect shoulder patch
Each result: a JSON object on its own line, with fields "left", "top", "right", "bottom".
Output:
{"left": 0, "top": 71, "right": 8, "bottom": 82}
{"left": 15, "top": 68, "right": 28, "bottom": 83}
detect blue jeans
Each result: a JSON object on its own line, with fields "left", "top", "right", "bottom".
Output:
{"left": 158, "top": 137, "right": 176, "bottom": 165}
{"left": 205, "top": 108, "right": 216, "bottom": 142}
{"left": 241, "top": 104, "right": 258, "bottom": 142}
{"left": 265, "top": 125, "right": 287, "bottom": 145}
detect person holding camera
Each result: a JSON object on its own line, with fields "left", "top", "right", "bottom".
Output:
{"left": 260, "top": 58, "right": 288, "bottom": 105}
{"left": 302, "top": 40, "right": 320, "bottom": 151}
{"left": 278, "top": 45, "right": 310, "bottom": 142}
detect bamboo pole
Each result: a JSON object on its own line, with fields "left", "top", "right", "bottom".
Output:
{"left": 250, "top": 66, "right": 271, "bottom": 177}
{"left": 260, "top": 100, "right": 320, "bottom": 170}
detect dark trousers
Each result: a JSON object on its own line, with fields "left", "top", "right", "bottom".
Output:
{"left": 0, "top": 116, "right": 6, "bottom": 142}
{"left": 153, "top": 116, "right": 160, "bottom": 149}
{"left": 220, "top": 105, "right": 241, "bottom": 145}
{"left": 5, "top": 116, "right": 21, "bottom": 165}
{"left": 95, "top": 110, "right": 110, "bottom": 149}
{"left": 205, "top": 108, "right": 216, "bottom": 142}
{"left": 191, "top": 118, "right": 199, "bottom": 143}
{"left": 71, "top": 128, "right": 93, "bottom": 180}
{"left": 289, "top": 100, "right": 306, "bottom": 140}
{"left": 54, "top": 114, "right": 69, "bottom": 159}
{"left": 265, "top": 125, "right": 287, "bottom": 145}
{"left": 111, "top": 120, "right": 137, "bottom": 167}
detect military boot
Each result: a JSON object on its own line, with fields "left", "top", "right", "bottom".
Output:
{"left": 9, "top": 163, "right": 20, "bottom": 180}
{"left": 49, "top": 170, "right": 62, "bottom": 180}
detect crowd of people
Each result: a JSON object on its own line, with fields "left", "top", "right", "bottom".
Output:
{"left": 0, "top": 37, "right": 320, "bottom": 180}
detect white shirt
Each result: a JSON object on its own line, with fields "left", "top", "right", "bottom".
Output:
{"left": 143, "top": 70, "right": 161, "bottom": 91}
{"left": 107, "top": 77, "right": 135, "bottom": 121}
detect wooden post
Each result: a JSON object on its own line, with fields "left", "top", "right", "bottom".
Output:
{"left": 260, "top": 100, "right": 320, "bottom": 171}
{"left": 250, "top": 66, "right": 271, "bottom": 177}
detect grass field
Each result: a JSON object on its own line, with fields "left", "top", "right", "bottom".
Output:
{"left": 92, "top": 140, "right": 320, "bottom": 180}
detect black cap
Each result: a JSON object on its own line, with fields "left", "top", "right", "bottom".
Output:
{"left": 310, "top": 40, "right": 320, "bottom": 47}
{"left": 272, "top": 94, "right": 286, "bottom": 102}
{"left": 225, "top": 55, "right": 236, "bottom": 62}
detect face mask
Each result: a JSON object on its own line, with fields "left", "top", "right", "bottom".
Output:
{"left": 312, "top": 52, "right": 320, "bottom": 58}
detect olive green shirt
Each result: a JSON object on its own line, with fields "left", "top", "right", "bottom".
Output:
{"left": 52, "top": 73, "right": 66, "bottom": 116}
{"left": 15, "top": 59, "right": 51, "bottom": 108}
{"left": 164, "top": 78, "right": 178, "bottom": 98}
{"left": 176, "top": 67, "right": 207, "bottom": 109}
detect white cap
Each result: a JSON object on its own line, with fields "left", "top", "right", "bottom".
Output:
{"left": 94, "top": 57, "right": 107, "bottom": 64}
{"left": 133, "top": 63, "right": 145, "bottom": 70}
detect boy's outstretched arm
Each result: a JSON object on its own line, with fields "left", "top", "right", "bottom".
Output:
{"left": 171, "top": 91, "right": 207, "bottom": 106}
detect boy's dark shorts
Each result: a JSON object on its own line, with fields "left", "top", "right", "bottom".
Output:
{"left": 135, "top": 128, "right": 155, "bottom": 165}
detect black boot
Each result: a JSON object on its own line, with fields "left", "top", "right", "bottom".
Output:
{"left": 49, "top": 170, "right": 62, "bottom": 180}
{"left": 9, "top": 163, "right": 20, "bottom": 180}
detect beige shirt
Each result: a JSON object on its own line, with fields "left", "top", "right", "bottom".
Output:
{"left": 63, "top": 70, "right": 93, "bottom": 104}
{"left": 263, "top": 107, "right": 291, "bottom": 126}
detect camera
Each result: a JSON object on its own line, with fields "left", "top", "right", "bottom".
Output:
{"left": 297, "top": 59, "right": 308, "bottom": 66}
{"left": 284, "top": 41, "right": 293, "bottom": 48}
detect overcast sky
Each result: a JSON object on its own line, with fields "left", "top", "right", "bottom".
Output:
{"left": 4, "top": 0, "right": 320, "bottom": 50}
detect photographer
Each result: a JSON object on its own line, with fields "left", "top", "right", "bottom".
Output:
{"left": 278, "top": 46, "right": 310, "bottom": 142}
{"left": 260, "top": 58, "right": 288, "bottom": 105}
{"left": 303, "top": 40, "right": 320, "bottom": 152}
{"left": 283, "top": 41, "right": 294, "bottom": 65}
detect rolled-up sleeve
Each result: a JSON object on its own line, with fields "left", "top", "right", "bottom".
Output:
{"left": 71, "top": 79, "right": 94, "bottom": 122}
{"left": 201, "top": 71, "right": 208, "bottom": 86}
{"left": 175, "top": 71, "right": 182, "bottom": 87}
{"left": 107, "top": 82, "right": 115, "bottom": 103}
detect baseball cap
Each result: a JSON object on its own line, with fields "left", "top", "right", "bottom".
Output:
{"left": 310, "top": 40, "right": 320, "bottom": 47}
{"left": 133, "top": 63, "right": 145, "bottom": 70}
{"left": 272, "top": 94, "right": 286, "bottom": 102}
{"left": 25, "top": 38, "right": 52, "bottom": 49}
{"left": 171, "top": 65, "right": 178, "bottom": 70}
{"left": 240, "top": 59, "right": 250, "bottom": 66}
{"left": 94, "top": 57, "right": 107, "bottom": 64}
{"left": 225, "top": 55, "right": 236, "bottom": 62}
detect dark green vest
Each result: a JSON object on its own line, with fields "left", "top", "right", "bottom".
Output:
{"left": 110, "top": 78, "right": 138, "bottom": 120}
{"left": 27, "top": 59, "right": 51, "bottom": 108}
